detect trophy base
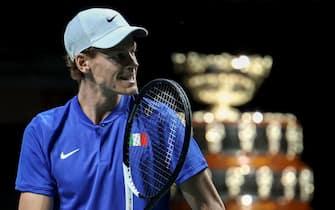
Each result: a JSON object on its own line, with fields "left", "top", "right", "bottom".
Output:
{"left": 170, "top": 198, "right": 313, "bottom": 210}
{"left": 170, "top": 111, "right": 314, "bottom": 210}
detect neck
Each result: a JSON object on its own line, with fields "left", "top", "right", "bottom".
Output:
{"left": 77, "top": 84, "right": 121, "bottom": 124}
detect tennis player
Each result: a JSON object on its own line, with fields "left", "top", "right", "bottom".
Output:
{"left": 15, "top": 7, "right": 225, "bottom": 210}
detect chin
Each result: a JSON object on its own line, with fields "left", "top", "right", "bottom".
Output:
{"left": 129, "top": 82, "right": 138, "bottom": 93}
{"left": 113, "top": 80, "right": 137, "bottom": 93}
{"left": 122, "top": 86, "right": 138, "bottom": 95}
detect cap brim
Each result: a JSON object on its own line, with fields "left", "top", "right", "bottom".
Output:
{"left": 92, "top": 26, "right": 148, "bottom": 49}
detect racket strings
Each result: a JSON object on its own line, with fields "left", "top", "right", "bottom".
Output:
{"left": 150, "top": 87, "right": 184, "bottom": 112}
{"left": 136, "top": 101, "right": 182, "bottom": 154}
{"left": 139, "top": 89, "right": 186, "bottom": 127}
{"left": 135, "top": 101, "right": 182, "bottom": 167}
{"left": 151, "top": 88, "right": 187, "bottom": 126}
{"left": 129, "top": 84, "right": 187, "bottom": 197}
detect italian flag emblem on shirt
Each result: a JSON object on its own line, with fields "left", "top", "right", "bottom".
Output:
{"left": 130, "top": 133, "right": 148, "bottom": 146}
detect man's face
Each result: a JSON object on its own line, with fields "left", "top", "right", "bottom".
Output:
{"left": 86, "top": 36, "right": 140, "bottom": 95}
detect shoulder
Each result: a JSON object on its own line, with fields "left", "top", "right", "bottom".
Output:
{"left": 24, "top": 97, "right": 75, "bottom": 138}
{"left": 18, "top": 97, "right": 76, "bottom": 158}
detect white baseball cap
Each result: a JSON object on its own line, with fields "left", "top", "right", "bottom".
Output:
{"left": 64, "top": 8, "right": 148, "bottom": 60}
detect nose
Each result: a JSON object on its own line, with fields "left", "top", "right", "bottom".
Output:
{"left": 128, "top": 51, "right": 139, "bottom": 67}
{"left": 118, "top": 51, "right": 138, "bottom": 67}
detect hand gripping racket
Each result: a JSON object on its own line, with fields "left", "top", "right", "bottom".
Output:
{"left": 123, "top": 78, "right": 192, "bottom": 210}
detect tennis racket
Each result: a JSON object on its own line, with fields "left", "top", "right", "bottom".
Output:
{"left": 123, "top": 78, "right": 192, "bottom": 210}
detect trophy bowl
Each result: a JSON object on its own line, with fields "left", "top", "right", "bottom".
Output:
{"left": 171, "top": 52, "right": 273, "bottom": 122}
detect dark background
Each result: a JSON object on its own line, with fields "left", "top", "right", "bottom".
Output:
{"left": 0, "top": 0, "right": 327, "bottom": 209}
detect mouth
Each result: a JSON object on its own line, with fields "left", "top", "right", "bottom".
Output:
{"left": 117, "top": 67, "right": 137, "bottom": 83}
{"left": 117, "top": 72, "right": 136, "bottom": 83}
{"left": 118, "top": 74, "right": 135, "bottom": 81}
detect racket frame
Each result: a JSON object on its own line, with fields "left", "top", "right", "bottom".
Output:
{"left": 123, "top": 78, "right": 192, "bottom": 210}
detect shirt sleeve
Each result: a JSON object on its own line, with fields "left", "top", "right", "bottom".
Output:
{"left": 15, "top": 119, "right": 56, "bottom": 196}
{"left": 175, "top": 136, "right": 208, "bottom": 185}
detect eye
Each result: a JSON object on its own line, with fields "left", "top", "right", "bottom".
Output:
{"left": 116, "top": 52, "right": 128, "bottom": 60}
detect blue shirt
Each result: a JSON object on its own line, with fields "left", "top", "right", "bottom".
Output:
{"left": 15, "top": 95, "right": 208, "bottom": 210}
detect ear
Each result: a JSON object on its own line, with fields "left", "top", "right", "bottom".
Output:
{"left": 74, "top": 54, "right": 90, "bottom": 74}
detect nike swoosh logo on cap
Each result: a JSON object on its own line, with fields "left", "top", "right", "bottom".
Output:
{"left": 60, "top": 148, "right": 80, "bottom": 159}
{"left": 107, "top": 15, "right": 117, "bottom": 23}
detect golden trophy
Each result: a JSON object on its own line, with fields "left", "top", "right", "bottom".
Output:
{"left": 170, "top": 52, "right": 314, "bottom": 210}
